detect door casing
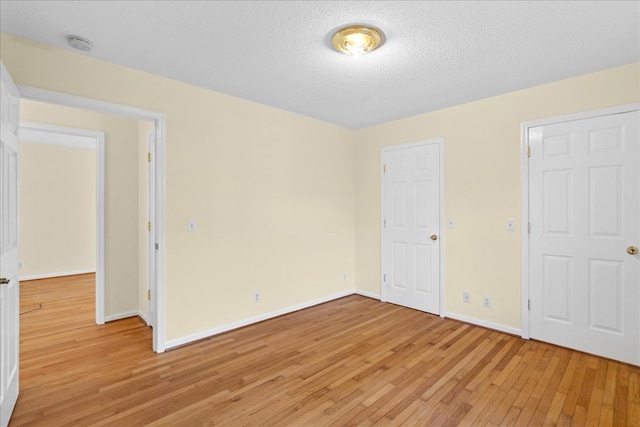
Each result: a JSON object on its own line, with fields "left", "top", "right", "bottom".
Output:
{"left": 19, "top": 121, "right": 105, "bottom": 324}
{"left": 520, "top": 103, "right": 640, "bottom": 340}
{"left": 17, "top": 85, "right": 167, "bottom": 353}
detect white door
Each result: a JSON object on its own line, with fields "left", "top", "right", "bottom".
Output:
{"left": 529, "top": 110, "right": 639, "bottom": 365}
{"left": 382, "top": 141, "right": 441, "bottom": 314}
{"left": 0, "top": 61, "right": 20, "bottom": 427}
{"left": 147, "top": 130, "right": 156, "bottom": 328}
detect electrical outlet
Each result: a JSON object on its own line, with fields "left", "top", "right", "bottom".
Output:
{"left": 463, "top": 292, "right": 470, "bottom": 304}
{"left": 254, "top": 292, "right": 260, "bottom": 303}
{"left": 506, "top": 219, "right": 515, "bottom": 231}
{"left": 483, "top": 296, "right": 492, "bottom": 308}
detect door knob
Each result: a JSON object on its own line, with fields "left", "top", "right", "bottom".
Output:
{"left": 0, "top": 278, "right": 9, "bottom": 285}
{"left": 430, "top": 234, "right": 438, "bottom": 241}
{"left": 628, "top": 246, "right": 639, "bottom": 255}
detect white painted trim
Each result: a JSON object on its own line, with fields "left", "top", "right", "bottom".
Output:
{"left": 438, "top": 140, "right": 446, "bottom": 318}
{"left": 146, "top": 130, "right": 156, "bottom": 328}
{"left": 164, "top": 288, "right": 529, "bottom": 351}
{"left": 96, "top": 131, "right": 106, "bottom": 326}
{"left": 519, "top": 103, "right": 640, "bottom": 341}
{"left": 165, "top": 290, "right": 354, "bottom": 350}
{"left": 104, "top": 310, "right": 150, "bottom": 325}
{"left": 18, "top": 85, "right": 167, "bottom": 353}
{"left": 444, "top": 311, "right": 522, "bottom": 337}
{"left": 354, "top": 289, "right": 381, "bottom": 300}
{"left": 104, "top": 311, "right": 140, "bottom": 323}
{"left": 18, "top": 86, "right": 163, "bottom": 122}
{"left": 18, "top": 121, "right": 106, "bottom": 326}
{"left": 138, "top": 310, "right": 150, "bottom": 326}
{"left": 19, "top": 269, "right": 96, "bottom": 281}
{"left": 520, "top": 120, "right": 530, "bottom": 340}
{"left": 19, "top": 121, "right": 96, "bottom": 150}
{"left": 380, "top": 138, "right": 445, "bottom": 316}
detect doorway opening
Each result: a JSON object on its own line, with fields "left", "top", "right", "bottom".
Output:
{"left": 18, "top": 86, "right": 166, "bottom": 353}
{"left": 18, "top": 120, "right": 104, "bottom": 323}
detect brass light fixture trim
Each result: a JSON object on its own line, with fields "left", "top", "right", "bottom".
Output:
{"left": 332, "top": 25, "right": 384, "bottom": 56}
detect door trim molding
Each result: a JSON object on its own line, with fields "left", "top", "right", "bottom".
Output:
{"left": 19, "top": 121, "right": 105, "bottom": 324}
{"left": 18, "top": 85, "right": 168, "bottom": 353}
{"left": 380, "top": 138, "right": 445, "bottom": 316}
{"left": 146, "top": 129, "right": 156, "bottom": 328}
{"left": 520, "top": 103, "right": 640, "bottom": 340}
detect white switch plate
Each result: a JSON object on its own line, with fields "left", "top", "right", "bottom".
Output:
{"left": 188, "top": 219, "right": 196, "bottom": 232}
{"left": 448, "top": 217, "right": 455, "bottom": 229}
{"left": 506, "top": 219, "right": 515, "bottom": 231}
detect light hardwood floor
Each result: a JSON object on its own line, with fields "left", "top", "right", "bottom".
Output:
{"left": 11, "top": 274, "right": 640, "bottom": 426}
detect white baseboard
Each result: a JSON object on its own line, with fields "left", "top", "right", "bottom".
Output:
{"left": 105, "top": 310, "right": 140, "bottom": 322}
{"left": 354, "top": 289, "right": 381, "bottom": 300}
{"left": 443, "top": 311, "right": 522, "bottom": 336}
{"left": 20, "top": 269, "right": 95, "bottom": 281}
{"left": 163, "top": 289, "right": 524, "bottom": 352}
{"left": 138, "top": 311, "right": 150, "bottom": 326}
{"left": 165, "top": 290, "right": 354, "bottom": 350}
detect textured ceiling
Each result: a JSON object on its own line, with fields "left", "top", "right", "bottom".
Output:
{"left": 1, "top": 1, "right": 638, "bottom": 129}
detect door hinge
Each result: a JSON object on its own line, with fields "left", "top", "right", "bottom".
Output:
{"left": 383, "top": 274, "right": 386, "bottom": 283}
{"left": 383, "top": 164, "right": 386, "bottom": 173}
{"left": 147, "top": 290, "right": 151, "bottom": 300}
{"left": 383, "top": 219, "right": 387, "bottom": 228}
{"left": 526, "top": 146, "right": 531, "bottom": 157}
{"left": 147, "top": 152, "right": 151, "bottom": 162}
{"left": 528, "top": 299, "right": 531, "bottom": 310}
{"left": 148, "top": 221, "right": 151, "bottom": 231}
{"left": 528, "top": 223, "right": 531, "bottom": 234}
{"left": 155, "top": 243, "right": 159, "bottom": 250}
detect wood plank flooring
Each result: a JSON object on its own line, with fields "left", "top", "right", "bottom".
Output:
{"left": 11, "top": 274, "right": 640, "bottom": 426}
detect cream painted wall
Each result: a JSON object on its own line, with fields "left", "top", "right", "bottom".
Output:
{"left": 355, "top": 63, "right": 640, "bottom": 330}
{"left": 19, "top": 142, "right": 95, "bottom": 278}
{"left": 5, "top": 31, "right": 636, "bottom": 343}
{"left": 138, "top": 120, "right": 154, "bottom": 321}
{"left": 0, "top": 33, "right": 356, "bottom": 342}
{"left": 19, "top": 99, "right": 141, "bottom": 317}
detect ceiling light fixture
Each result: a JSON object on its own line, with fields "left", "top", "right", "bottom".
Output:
{"left": 332, "top": 25, "right": 383, "bottom": 57}
{"left": 66, "top": 35, "right": 93, "bottom": 52}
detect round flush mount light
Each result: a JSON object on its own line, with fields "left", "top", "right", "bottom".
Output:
{"left": 332, "top": 25, "right": 384, "bottom": 57}
{"left": 67, "top": 35, "right": 93, "bottom": 52}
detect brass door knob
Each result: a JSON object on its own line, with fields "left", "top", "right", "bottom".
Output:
{"left": 430, "top": 234, "right": 438, "bottom": 241}
{"left": 628, "top": 246, "right": 639, "bottom": 255}
{"left": 0, "top": 278, "right": 9, "bottom": 285}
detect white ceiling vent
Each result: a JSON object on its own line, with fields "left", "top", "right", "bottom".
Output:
{"left": 66, "top": 35, "right": 93, "bottom": 52}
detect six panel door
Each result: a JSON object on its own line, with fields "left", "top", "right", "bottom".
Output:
{"left": 529, "top": 110, "right": 639, "bottom": 365}
{"left": 382, "top": 142, "right": 441, "bottom": 314}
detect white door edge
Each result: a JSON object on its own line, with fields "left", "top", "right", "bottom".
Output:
{"left": 146, "top": 129, "right": 156, "bottom": 328}
{"left": 18, "top": 121, "right": 106, "bottom": 325}
{"left": 520, "top": 103, "right": 640, "bottom": 340}
{"left": 380, "top": 138, "right": 445, "bottom": 315}
{"left": 18, "top": 85, "right": 167, "bottom": 353}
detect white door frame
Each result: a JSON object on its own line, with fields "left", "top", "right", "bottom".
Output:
{"left": 520, "top": 103, "right": 640, "bottom": 340}
{"left": 380, "top": 138, "right": 445, "bottom": 315}
{"left": 146, "top": 129, "right": 156, "bottom": 328}
{"left": 18, "top": 121, "right": 105, "bottom": 324}
{"left": 18, "top": 86, "right": 167, "bottom": 353}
